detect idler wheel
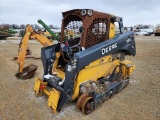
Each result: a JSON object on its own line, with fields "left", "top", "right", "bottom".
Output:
{"left": 77, "top": 94, "right": 89, "bottom": 110}
{"left": 81, "top": 96, "right": 94, "bottom": 114}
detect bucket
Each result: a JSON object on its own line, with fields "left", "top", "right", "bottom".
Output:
{"left": 15, "top": 64, "right": 38, "bottom": 80}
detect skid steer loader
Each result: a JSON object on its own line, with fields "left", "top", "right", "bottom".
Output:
{"left": 34, "top": 9, "right": 136, "bottom": 114}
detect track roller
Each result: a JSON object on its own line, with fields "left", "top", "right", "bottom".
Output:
{"left": 77, "top": 94, "right": 89, "bottom": 110}
{"left": 77, "top": 94, "right": 94, "bottom": 114}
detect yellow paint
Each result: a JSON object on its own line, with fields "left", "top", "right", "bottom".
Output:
{"left": 34, "top": 50, "right": 136, "bottom": 110}
{"left": 53, "top": 69, "right": 65, "bottom": 80}
{"left": 34, "top": 77, "right": 48, "bottom": 95}
{"left": 34, "top": 55, "right": 135, "bottom": 111}
{"left": 34, "top": 33, "right": 53, "bottom": 47}
{"left": 27, "top": 32, "right": 31, "bottom": 36}
{"left": 43, "top": 89, "right": 50, "bottom": 96}
{"left": 44, "top": 31, "right": 52, "bottom": 37}
{"left": 34, "top": 77, "right": 41, "bottom": 94}
{"left": 120, "top": 60, "right": 135, "bottom": 78}
{"left": 17, "top": 25, "right": 32, "bottom": 73}
{"left": 34, "top": 77, "right": 60, "bottom": 112}
{"left": 34, "top": 52, "right": 64, "bottom": 112}
{"left": 48, "top": 88, "right": 60, "bottom": 113}
{"left": 17, "top": 25, "right": 53, "bottom": 73}
{"left": 71, "top": 56, "right": 120, "bottom": 100}
{"left": 52, "top": 52, "right": 65, "bottom": 80}
{"left": 109, "top": 23, "right": 115, "bottom": 39}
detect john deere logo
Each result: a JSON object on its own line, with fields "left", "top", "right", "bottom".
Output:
{"left": 101, "top": 43, "right": 117, "bottom": 55}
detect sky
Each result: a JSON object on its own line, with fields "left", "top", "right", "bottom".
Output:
{"left": 0, "top": 0, "right": 160, "bottom": 27}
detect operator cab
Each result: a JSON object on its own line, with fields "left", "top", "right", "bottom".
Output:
{"left": 58, "top": 9, "right": 115, "bottom": 69}
{"left": 42, "top": 9, "right": 124, "bottom": 76}
{"left": 60, "top": 9, "right": 113, "bottom": 48}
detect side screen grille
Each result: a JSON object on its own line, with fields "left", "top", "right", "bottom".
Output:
{"left": 85, "top": 18, "right": 108, "bottom": 48}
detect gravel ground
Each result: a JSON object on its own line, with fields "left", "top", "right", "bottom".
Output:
{"left": 0, "top": 36, "right": 159, "bottom": 120}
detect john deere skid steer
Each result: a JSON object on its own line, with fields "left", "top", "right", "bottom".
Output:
{"left": 34, "top": 9, "right": 136, "bottom": 114}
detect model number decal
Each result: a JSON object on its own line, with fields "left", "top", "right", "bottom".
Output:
{"left": 101, "top": 43, "right": 117, "bottom": 55}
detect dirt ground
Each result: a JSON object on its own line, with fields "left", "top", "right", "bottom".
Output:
{"left": 0, "top": 36, "right": 159, "bottom": 120}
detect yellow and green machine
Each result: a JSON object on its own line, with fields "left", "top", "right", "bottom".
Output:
{"left": 17, "top": 9, "right": 136, "bottom": 114}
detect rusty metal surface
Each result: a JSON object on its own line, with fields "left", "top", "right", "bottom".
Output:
{"left": 0, "top": 31, "right": 11, "bottom": 37}
{"left": 77, "top": 93, "right": 94, "bottom": 114}
{"left": 0, "top": 26, "right": 10, "bottom": 39}
{"left": 60, "top": 9, "right": 113, "bottom": 48}
{"left": 12, "top": 48, "right": 40, "bottom": 60}
{"left": 77, "top": 94, "right": 89, "bottom": 110}
{"left": 0, "top": 30, "right": 11, "bottom": 40}
{"left": 15, "top": 64, "right": 38, "bottom": 80}
{"left": 81, "top": 96, "right": 93, "bottom": 114}
{"left": 85, "top": 18, "right": 108, "bottom": 48}
{"left": 79, "top": 80, "right": 107, "bottom": 95}
{"left": 12, "top": 55, "right": 40, "bottom": 60}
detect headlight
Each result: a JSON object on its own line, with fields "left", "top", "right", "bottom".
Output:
{"left": 87, "top": 9, "right": 93, "bottom": 16}
{"left": 81, "top": 10, "right": 86, "bottom": 16}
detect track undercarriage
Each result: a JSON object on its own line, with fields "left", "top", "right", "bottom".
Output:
{"left": 77, "top": 76, "right": 130, "bottom": 114}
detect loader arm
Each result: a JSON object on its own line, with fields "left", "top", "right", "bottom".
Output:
{"left": 16, "top": 24, "right": 53, "bottom": 79}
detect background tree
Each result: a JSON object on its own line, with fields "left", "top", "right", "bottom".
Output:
{"left": 34, "top": 24, "right": 40, "bottom": 29}
{"left": 20, "top": 24, "right": 26, "bottom": 29}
